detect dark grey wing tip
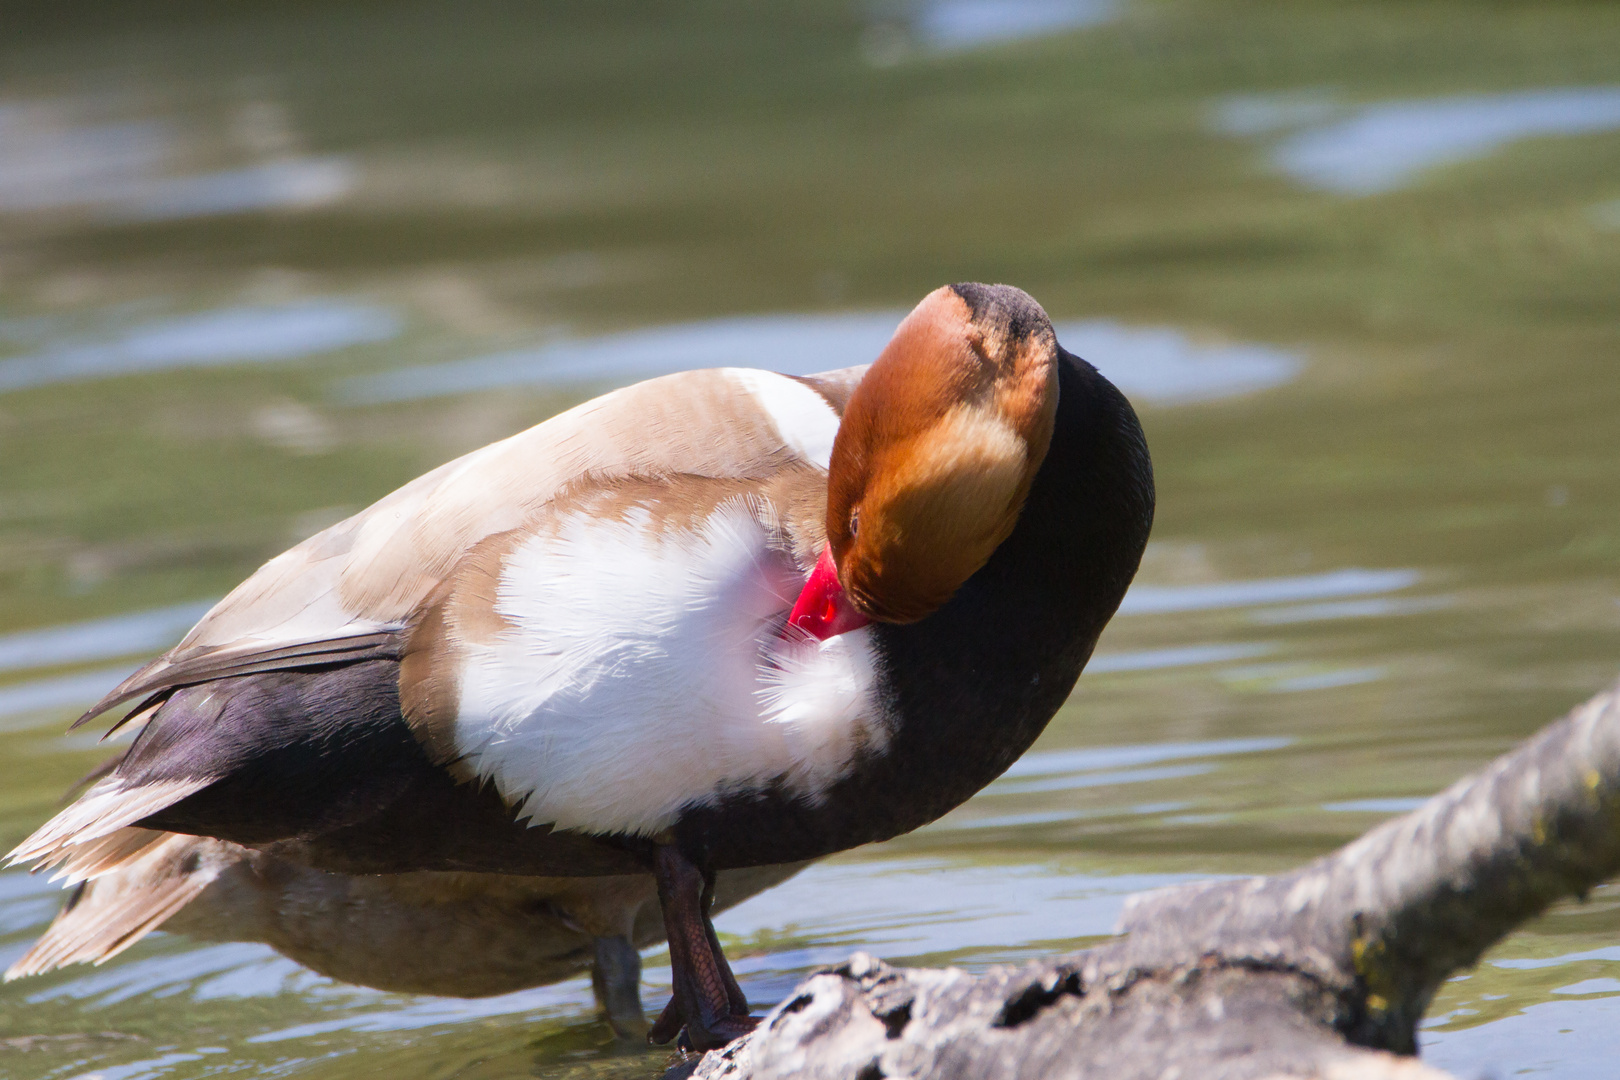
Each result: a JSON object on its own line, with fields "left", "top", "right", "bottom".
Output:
{"left": 69, "top": 631, "right": 406, "bottom": 735}
{"left": 69, "top": 659, "right": 172, "bottom": 731}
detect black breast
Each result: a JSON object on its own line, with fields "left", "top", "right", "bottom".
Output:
{"left": 678, "top": 350, "right": 1155, "bottom": 869}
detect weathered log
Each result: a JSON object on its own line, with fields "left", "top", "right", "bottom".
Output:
{"left": 678, "top": 676, "right": 1620, "bottom": 1079}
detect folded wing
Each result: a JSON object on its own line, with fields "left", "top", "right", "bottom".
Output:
{"left": 14, "top": 365, "right": 862, "bottom": 877}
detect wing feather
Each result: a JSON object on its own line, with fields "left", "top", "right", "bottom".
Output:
{"left": 75, "top": 631, "right": 403, "bottom": 730}
{"left": 65, "top": 364, "right": 864, "bottom": 745}
{"left": 9, "top": 364, "right": 863, "bottom": 899}
{"left": 80, "top": 367, "right": 859, "bottom": 723}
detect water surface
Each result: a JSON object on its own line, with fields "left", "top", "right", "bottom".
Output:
{"left": 1, "top": 3, "right": 1618, "bottom": 1078}
{"left": 0, "top": 303, "right": 400, "bottom": 391}
{"left": 1215, "top": 87, "right": 1620, "bottom": 194}
{"left": 339, "top": 313, "right": 1300, "bottom": 406}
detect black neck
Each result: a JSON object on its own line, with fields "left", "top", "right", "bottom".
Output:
{"left": 684, "top": 349, "right": 1155, "bottom": 869}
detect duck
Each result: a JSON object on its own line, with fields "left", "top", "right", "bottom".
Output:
{"left": 6, "top": 829, "right": 803, "bottom": 1040}
{"left": 7, "top": 282, "right": 1153, "bottom": 1050}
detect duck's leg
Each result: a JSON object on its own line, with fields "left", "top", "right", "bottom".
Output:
{"left": 646, "top": 843, "right": 755, "bottom": 1050}
{"left": 591, "top": 935, "right": 648, "bottom": 1040}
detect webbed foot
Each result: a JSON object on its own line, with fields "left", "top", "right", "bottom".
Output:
{"left": 647, "top": 844, "right": 756, "bottom": 1050}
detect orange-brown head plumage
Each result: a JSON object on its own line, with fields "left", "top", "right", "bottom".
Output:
{"left": 826, "top": 283, "right": 1060, "bottom": 624}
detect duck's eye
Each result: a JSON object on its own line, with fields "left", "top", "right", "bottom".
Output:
{"left": 848, "top": 508, "right": 860, "bottom": 539}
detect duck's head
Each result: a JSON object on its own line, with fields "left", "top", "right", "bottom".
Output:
{"left": 789, "top": 283, "right": 1061, "bottom": 639}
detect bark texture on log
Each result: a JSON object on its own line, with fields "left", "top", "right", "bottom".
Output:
{"left": 677, "top": 677, "right": 1620, "bottom": 1080}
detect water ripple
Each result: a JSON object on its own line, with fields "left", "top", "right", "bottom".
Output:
{"left": 912, "top": 0, "right": 1118, "bottom": 50}
{"left": 1119, "top": 568, "right": 1419, "bottom": 616}
{"left": 1214, "top": 87, "right": 1620, "bottom": 195}
{"left": 336, "top": 312, "right": 1301, "bottom": 407}
{"left": 0, "top": 303, "right": 399, "bottom": 392}
{"left": 0, "top": 665, "right": 136, "bottom": 726}
{"left": 0, "top": 601, "right": 214, "bottom": 674}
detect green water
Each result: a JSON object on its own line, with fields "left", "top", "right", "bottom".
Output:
{"left": 2, "top": 1, "right": 1619, "bottom": 1076}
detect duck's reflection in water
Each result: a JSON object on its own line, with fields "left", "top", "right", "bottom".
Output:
{"left": 10, "top": 833, "right": 804, "bottom": 1041}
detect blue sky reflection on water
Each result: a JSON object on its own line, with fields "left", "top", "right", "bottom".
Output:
{"left": 986, "top": 737, "right": 1291, "bottom": 798}
{"left": 1117, "top": 568, "right": 1419, "bottom": 615}
{"left": 713, "top": 858, "right": 1184, "bottom": 966}
{"left": 1424, "top": 994, "right": 1620, "bottom": 1078}
{"left": 909, "top": 0, "right": 1117, "bottom": 50}
{"left": 1086, "top": 641, "right": 1276, "bottom": 674}
{"left": 1213, "top": 87, "right": 1620, "bottom": 195}
{"left": 0, "top": 302, "right": 400, "bottom": 392}
{"left": 338, "top": 311, "right": 1301, "bottom": 407}
{"left": 0, "top": 601, "right": 215, "bottom": 674}
{"left": 0, "top": 97, "right": 355, "bottom": 221}
{"left": 0, "top": 666, "right": 138, "bottom": 727}
{"left": 1321, "top": 798, "right": 1429, "bottom": 814}
{"left": 1000, "top": 738, "right": 1293, "bottom": 780}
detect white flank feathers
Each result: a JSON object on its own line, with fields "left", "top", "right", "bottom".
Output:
{"left": 756, "top": 630, "right": 885, "bottom": 786}
{"left": 452, "top": 500, "right": 886, "bottom": 837}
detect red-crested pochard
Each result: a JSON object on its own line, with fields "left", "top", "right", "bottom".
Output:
{"left": 9, "top": 283, "right": 1153, "bottom": 1049}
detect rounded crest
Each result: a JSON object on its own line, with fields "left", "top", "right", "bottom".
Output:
{"left": 827, "top": 283, "right": 1060, "bottom": 623}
